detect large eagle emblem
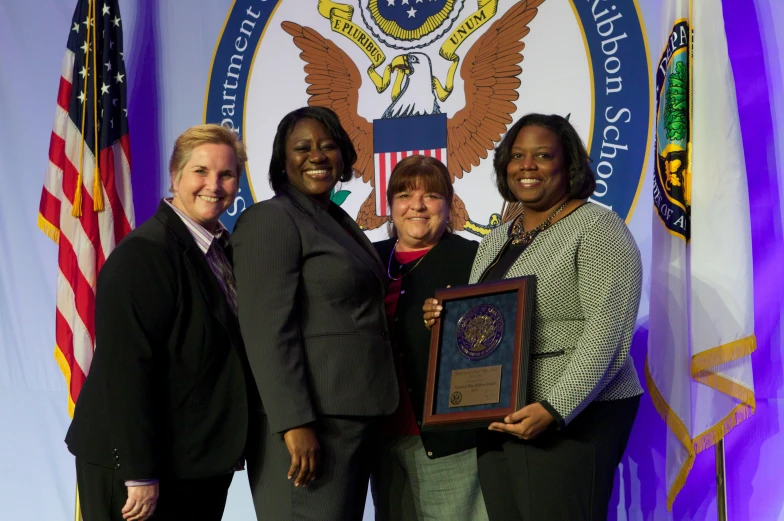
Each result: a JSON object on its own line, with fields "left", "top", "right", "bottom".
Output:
{"left": 282, "top": 0, "right": 544, "bottom": 231}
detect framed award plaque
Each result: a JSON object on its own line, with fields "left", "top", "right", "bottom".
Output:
{"left": 421, "top": 277, "right": 535, "bottom": 431}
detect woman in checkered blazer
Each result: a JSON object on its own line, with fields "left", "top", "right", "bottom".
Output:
{"left": 423, "top": 113, "right": 643, "bottom": 521}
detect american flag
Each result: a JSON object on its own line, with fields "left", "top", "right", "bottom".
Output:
{"left": 373, "top": 114, "right": 448, "bottom": 216}
{"left": 38, "top": 0, "right": 134, "bottom": 416}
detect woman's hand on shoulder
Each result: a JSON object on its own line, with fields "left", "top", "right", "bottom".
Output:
{"left": 283, "top": 424, "right": 320, "bottom": 487}
{"left": 488, "top": 402, "right": 554, "bottom": 440}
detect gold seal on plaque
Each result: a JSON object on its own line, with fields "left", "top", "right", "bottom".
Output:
{"left": 456, "top": 304, "right": 504, "bottom": 360}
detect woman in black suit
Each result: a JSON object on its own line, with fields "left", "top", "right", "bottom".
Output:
{"left": 370, "top": 155, "right": 487, "bottom": 521}
{"left": 231, "top": 106, "right": 398, "bottom": 521}
{"left": 66, "top": 124, "right": 253, "bottom": 521}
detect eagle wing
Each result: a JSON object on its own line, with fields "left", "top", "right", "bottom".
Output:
{"left": 447, "top": 0, "right": 545, "bottom": 183}
{"left": 281, "top": 22, "right": 374, "bottom": 184}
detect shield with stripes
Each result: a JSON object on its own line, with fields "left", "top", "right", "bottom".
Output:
{"left": 373, "top": 114, "right": 447, "bottom": 216}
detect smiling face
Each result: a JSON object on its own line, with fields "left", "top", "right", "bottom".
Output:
{"left": 390, "top": 181, "right": 450, "bottom": 251}
{"left": 284, "top": 118, "right": 344, "bottom": 204}
{"left": 171, "top": 143, "right": 239, "bottom": 232}
{"left": 506, "top": 125, "right": 570, "bottom": 212}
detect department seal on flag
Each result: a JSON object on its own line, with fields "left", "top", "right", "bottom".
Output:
{"left": 204, "top": 0, "right": 653, "bottom": 240}
{"left": 653, "top": 19, "right": 690, "bottom": 241}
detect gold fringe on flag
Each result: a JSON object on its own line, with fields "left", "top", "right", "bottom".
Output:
{"left": 646, "top": 335, "right": 757, "bottom": 510}
{"left": 73, "top": 1, "right": 93, "bottom": 218}
{"left": 90, "top": 0, "right": 103, "bottom": 212}
{"left": 645, "top": 357, "right": 695, "bottom": 510}
{"left": 72, "top": 173, "right": 84, "bottom": 217}
{"left": 38, "top": 214, "right": 61, "bottom": 244}
{"left": 93, "top": 173, "right": 104, "bottom": 211}
{"left": 74, "top": 0, "right": 109, "bottom": 217}
{"left": 54, "top": 344, "right": 77, "bottom": 418}
{"left": 692, "top": 402, "right": 755, "bottom": 454}
{"left": 689, "top": 334, "right": 757, "bottom": 453}
{"left": 694, "top": 371, "right": 756, "bottom": 407}
{"left": 691, "top": 334, "right": 757, "bottom": 375}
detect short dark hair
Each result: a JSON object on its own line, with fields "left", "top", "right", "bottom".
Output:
{"left": 268, "top": 106, "right": 357, "bottom": 193}
{"left": 492, "top": 113, "right": 595, "bottom": 202}
{"left": 386, "top": 155, "right": 454, "bottom": 237}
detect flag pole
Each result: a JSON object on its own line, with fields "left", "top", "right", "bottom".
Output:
{"left": 716, "top": 439, "right": 728, "bottom": 520}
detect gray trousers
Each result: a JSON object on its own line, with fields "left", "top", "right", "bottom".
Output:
{"left": 247, "top": 414, "right": 376, "bottom": 521}
{"left": 370, "top": 435, "right": 489, "bottom": 521}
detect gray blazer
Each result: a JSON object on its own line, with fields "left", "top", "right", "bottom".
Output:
{"left": 231, "top": 187, "right": 399, "bottom": 434}
{"left": 469, "top": 203, "right": 643, "bottom": 426}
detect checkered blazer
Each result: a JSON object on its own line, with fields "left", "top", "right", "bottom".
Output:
{"left": 469, "top": 203, "right": 644, "bottom": 425}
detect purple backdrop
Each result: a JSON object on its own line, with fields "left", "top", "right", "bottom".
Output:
{"left": 607, "top": 1, "right": 784, "bottom": 519}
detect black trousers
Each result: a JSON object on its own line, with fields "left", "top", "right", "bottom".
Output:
{"left": 246, "top": 414, "right": 378, "bottom": 521}
{"left": 476, "top": 396, "right": 640, "bottom": 521}
{"left": 75, "top": 458, "right": 233, "bottom": 521}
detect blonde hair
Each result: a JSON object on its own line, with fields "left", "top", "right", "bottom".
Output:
{"left": 169, "top": 124, "right": 248, "bottom": 191}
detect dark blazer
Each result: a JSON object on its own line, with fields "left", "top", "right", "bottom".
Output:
{"left": 374, "top": 233, "right": 479, "bottom": 458}
{"left": 65, "top": 202, "right": 253, "bottom": 481}
{"left": 231, "top": 187, "right": 399, "bottom": 434}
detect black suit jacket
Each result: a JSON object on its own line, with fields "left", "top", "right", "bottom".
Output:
{"left": 231, "top": 187, "right": 399, "bottom": 434}
{"left": 65, "top": 202, "right": 254, "bottom": 481}
{"left": 374, "top": 233, "right": 479, "bottom": 458}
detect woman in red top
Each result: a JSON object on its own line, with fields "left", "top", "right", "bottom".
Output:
{"left": 370, "top": 155, "right": 487, "bottom": 521}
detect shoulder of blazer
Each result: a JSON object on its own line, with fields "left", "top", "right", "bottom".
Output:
{"left": 437, "top": 233, "right": 479, "bottom": 257}
{"left": 269, "top": 187, "right": 319, "bottom": 218}
{"left": 103, "top": 206, "right": 173, "bottom": 266}
{"left": 97, "top": 204, "right": 190, "bottom": 294}
{"left": 142, "top": 200, "right": 213, "bottom": 260}
{"left": 237, "top": 191, "right": 319, "bottom": 234}
{"left": 423, "top": 234, "right": 478, "bottom": 281}
{"left": 373, "top": 237, "right": 396, "bottom": 259}
{"left": 476, "top": 222, "right": 512, "bottom": 261}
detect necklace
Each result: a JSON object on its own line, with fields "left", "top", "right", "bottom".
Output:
{"left": 509, "top": 199, "right": 571, "bottom": 246}
{"left": 387, "top": 241, "right": 432, "bottom": 281}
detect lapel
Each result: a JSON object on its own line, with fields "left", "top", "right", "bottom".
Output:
{"left": 499, "top": 204, "right": 591, "bottom": 279}
{"left": 155, "top": 202, "right": 242, "bottom": 349}
{"left": 474, "top": 221, "right": 563, "bottom": 282}
{"left": 282, "top": 187, "right": 386, "bottom": 286}
{"left": 472, "top": 222, "right": 514, "bottom": 282}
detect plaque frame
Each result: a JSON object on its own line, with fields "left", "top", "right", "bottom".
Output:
{"left": 421, "top": 277, "right": 534, "bottom": 431}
